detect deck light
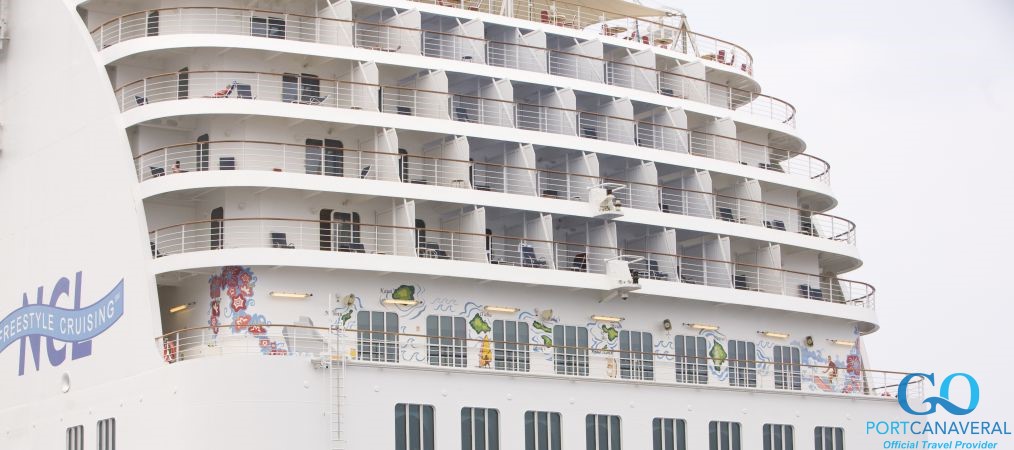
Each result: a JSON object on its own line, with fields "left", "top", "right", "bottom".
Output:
{"left": 484, "top": 306, "right": 519, "bottom": 314}
{"left": 759, "top": 331, "right": 790, "bottom": 339}
{"left": 270, "top": 291, "right": 313, "bottom": 299}
{"left": 684, "top": 322, "right": 719, "bottom": 331}
{"left": 591, "top": 315, "right": 623, "bottom": 323}
{"left": 383, "top": 298, "right": 420, "bottom": 306}
{"left": 168, "top": 301, "right": 195, "bottom": 314}
{"left": 829, "top": 339, "right": 855, "bottom": 347}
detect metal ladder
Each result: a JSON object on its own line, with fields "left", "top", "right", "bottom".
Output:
{"left": 327, "top": 311, "right": 347, "bottom": 449}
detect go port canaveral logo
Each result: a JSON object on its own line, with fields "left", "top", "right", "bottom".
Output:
{"left": 867, "top": 372, "right": 1011, "bottom": 449}
{"left": 0, "top": 272, "right": 124, "bottom": 376}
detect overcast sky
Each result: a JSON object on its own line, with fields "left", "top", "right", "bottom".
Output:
{"left": 664, "top": 0, "right": 1014, "bottom": 417}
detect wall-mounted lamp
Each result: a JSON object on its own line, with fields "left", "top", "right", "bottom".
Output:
{"left": 591, "top": 315, "right": 623, "bottom": 323}
{"left": 829, "top": 339, "right": 855, "bottom": 347}
{"left": 484, "top": 306, "right": 519, "bottom": 314}
{"left": 684, "top": 322, "right": 719, "bottom": 331}
{"left": 168, "top": 301, "right": 196, "bottom": 314}
{"left": 383, "top": 298, "right": 420, "bottom": 306}
{"left": 663, "top": 319, "right": 672, "bottom": 331}
{"left": 270, "top": 291, "right": 313, "bottom": 299}
{"left": 758, "top": 331, "right": 790, "bottom": 339}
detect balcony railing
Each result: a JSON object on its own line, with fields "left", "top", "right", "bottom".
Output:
{"left": 89, "top": 7, "right": 790, "bottom": 125}
{"left": 148, "top": 217, "right": 874, "bottom": 308}
{"left": 117, "top": 71, "right": 827, "bottom": 183}
{"left": 157, "top": 325, "right": 917, "bottom": 399}
{"left": 136, "top": 140, "right": 854, "bottom": 244}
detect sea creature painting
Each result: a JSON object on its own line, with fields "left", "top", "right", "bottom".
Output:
{"left": 470, "top": 313, "right": 491, "bottom": 334}
{"left": 392, "top": 285, "right": 415, "bottom": 301}
{"left": 710, "top": 341, "right": 727, "bottom": 368}
{"left": 541, "top": 335, "right": 553, "bottom": 347}
{"left": 479, "top": 336, "right": 492, "bottom": 367}
{"left": 339, "top": 309, "right": 354, "bottom": 327}
{"left": 600, "top": 325, "right": 619, "bottom": 341}
{"left": 532, "top": 321, "right": 553, "bottom": 333}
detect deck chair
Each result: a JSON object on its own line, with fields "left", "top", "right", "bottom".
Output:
{"left": 717, "top": 207, "right": 735, "bottom": 222}
{"left": 734, "top": 275, "right": 749, "bottom": 290}
{"left": 270, "top": 232, "right": 295, "bottom": 249}
{"left": 648, "top": 260, "right": 668, "bottom": 281}
{"left": 396, "top": 106, "right": 412, "bottom": 115}
{"left": 569, "top": 252, "right": 587, "bottom": 272}
{"left": 150, "top": 166, "right": 165, "bottom": 177}
{"left": 359, "top": 165, "right": 371, "bottom": 179}
{"left": 454, "top": 107, "right": 472, "bottom": 122}
{"left": 304, "top": 94, "right": 328, "bottom": 105}
{"left": 521, "top": 244, "right": 547, "bottom": 268}
{"left": 236, "top": 83, "right": 255, "bottom": 99}
{"left": 207, "top": 82, "right": 235, "bottom": 98}
{"left": 764, "top": 219, "right": 786, "bottom": 231}
{"left": 134, "top": 95, "right": 149, "bottom": 106}
{"left": 337, "top": 242, "right": 366, "bottom": 253}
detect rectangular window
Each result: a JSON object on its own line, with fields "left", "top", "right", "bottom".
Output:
{"left": 66, "top": 425, "right": 84, "bottom": 450}
{"left": 773, "top": 345, "right": 802, "bottom": 391}
{"left": 251, "top": 16, "right": 285, "bottom": 39}
{"left": 814, "top": 427, "right": 845, "bottom": 450}
{"left": 709, "top": 421, "right": 742, "bottom": 450}
{"left": 652, "top": 418, "right": 687, "bottom": 450}
{"left": 525, "top": 411, "right": 562, "bottom": 450}
{"left": 674, "top": 335, "right": 708, "bottom": 384}
{"left": 727, "top": 340, "right": 757, "bottom": 387}
{"left": 356, "top": 311, "right": 399, "bottom": 362}
{"left": 619, "top": 330, "right": 654, "bottom": 380}
{"left": 97, "top": 418, "right": 116, "bottom": 450}
{"left": 553, "top": 325, "right": 589, "bottom": 376}
{"left": 492, "top": 320, "right": 530, "bottom": 372}
{"left": 427, "top": 315, "right": 467, "bottom": 367}
{"left": 585, "top": 414, "right": 621, "bottom": 450}
{"left": 461, "top": 407, "right": 500, "bottom": 450}
{"left": 763, "top": 424, "right": 794, "bottom": 450}
{"left": 395, "top": 403, "right": 435, "bottom": 450}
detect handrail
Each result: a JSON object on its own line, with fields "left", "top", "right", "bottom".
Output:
{"left": 135, "top": 140, "right": 853, "bottom": 244}
{"left": 154, "top": 324, "right": 919, "bottom": 399}
{"left": 115, "top": 70, "right": 828, "bottom": 183}
{"left": 147, "top": 216, "right": 874, "bottom": 307}
{"left": 88, "top": 7, "right": 791, "bottom": 124}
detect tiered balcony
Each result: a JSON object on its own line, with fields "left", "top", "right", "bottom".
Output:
{"left": 118, "top": 71, "right": 826, "bottom": 182}
{"left": 90, "top": 7, "right": 790, "bottom": 125}
{"left": 136, "top": 140, "right": 854, "bottom": 244}
{"left": 148, "top": 217, "right": 875, "bottom": 308}
{"left": 157, "top": 324, "right": 918, "bottom": 399}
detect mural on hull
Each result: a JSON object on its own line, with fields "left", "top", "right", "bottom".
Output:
{"left": 207, "top": 266, "right": 287, "bottom": 355}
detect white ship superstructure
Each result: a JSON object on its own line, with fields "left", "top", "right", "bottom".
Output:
{"left": 0, "top": 0, "right": 919, "bottom": 448}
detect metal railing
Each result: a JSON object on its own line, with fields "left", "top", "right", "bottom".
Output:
{"left": 136, "top": 140, "right": 854, "bottom": 244}
{"left": 148, "top": 217, "right": 874, "bottom": 307}
{"left": 89, "top": 7, "right": 792, "bottom": 125}
{"left": 157, "top": 324, "right": 917, "bottom": 399}
{"left": 116, "top": 70, "right": 827, "bottom": 183}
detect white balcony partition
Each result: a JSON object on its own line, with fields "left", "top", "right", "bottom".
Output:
{"left": 660, "top": 61, "right": 707, "bottom": 102}
{"left": 647, "top": 229, "right": 680, "bottom": 280}
{"left": 374, "top": 199, "right": 416, "bottom": 256}
{"left": 613, "top": 161, "right": 658, "bottom": 211}
{"left": 384, "top": 8, "right": 421, "bottom": 55}
{"left": 351, "top": 61, "right": 380, "bottom": 111}
{"left": 567, "top": 152, "right": 599, "bottom": 200}
{"left": 455, "top": 18, "right": 487, "bottom": 63}
{"left": 365, "top": 128, "right": 399, "bottom": 182}
{"left": 584, "top": 97, "right": 633, "bottom": 144}
{"left": 683, "top": 170, "right": 714, "bottom": 219}
{"left": 608, "top": 48, "right": 656, "bottom": 93}
{"left": 504, "top": 143, "right": 538, "bottom": 196}
{"left": 316, "top": 0, "right": 353, "bottom": 46}
{"left": 421, "top": 136, "right": 470, "bottom": 187}
{"left": 695, "top": 118, "right": 738, "bottom": 163}
{"left": 732, "top": 179, "right": 763, "bottom": 226}
{"left": 391, "top": 70, "right": 449, "bottom": 119}
{"left": 478, "top": 79, "right": 515, "bottom": 127}
{"left": 756, "top": 245, "right": 783, "bottom": 295}
{"left": 518, "top": 30, "right": 548, "bottom": 73}
{"left": 524, "top": 213, "right": 555, "bottom": 270}
{"left": 526, "top": 88, "right": 576, "bottom": 136}
{"left": 551, "top": 39, "right": 604, "bottom": 83}
{"left": 440, "top": 207, "right": 487, "bottom": 263}
{"left": 587, "top": 222, "right": 618, "bottom": 274}
{"left": 637, "top": 107, "right": 688, "bottom": 153}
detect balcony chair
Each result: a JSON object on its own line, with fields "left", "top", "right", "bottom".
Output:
{"left": 236, "top": 83, "right": 255, "bottom": 99}
{"left": 396, "top": 106, "right": 412, "bottom": 115}
{"left": 798, "top": 284, "right": 824, "bottom": 300}
{"left": 648, "top": 260, "right": 668, "bottom": 281}
{"left": 717, "top": 49, "right": 727, "bottom": 64}
{"left": 219, "top": 157, "right": 236, "bottom": 171}
{"left": 734, "top": 275, "right": 749, "bottom": 290}
{"left": 149, "top": 166, "right": 165, "bottom": 177}
{"left": 569, "top": 252, "right": 587, "bottom": 272}
{"left": 764, "top": 219, "right": 786, "bottom": 231}
{"left": 581, "top": 126, "right": 598, "bottom": 139}
{"left": 337, "top": 241, "right": 366, "bottom": 253}
{"left": 134, "top": 95, "right": 148, "bottom": 106}
{"left": 149, "top": 241, "right": 164, "bottom": 258}
{"left": 642, "top": 36, "right": 650, "bottom": 45}
{"left": 454, "top": 107, "right": 472, "bottom": 122}
{"left": 270, "top": 232, "right": 295, "bottom": 249}
{"left": 206, "top": 82, "right": 235, "bottom": 98}
{"left": 659, "top": 87, "right": 675, "bottom": 97}
{"left": 541, "top": 189, "right": 560, "bottom": 199}
{"left": 303, "top": 94, "right": 328, "bottom": 105}
{"left": 676, "top": 266, "right": 698, "bottom": 284}
{"left": 520, "top": 244, "right": 547, "bottom": 268}
{"left": 359, "top": 165, "right": 371, "bottom": 179}
{"left": 717, "top": 207, "right": 736, "bottom": 222}
{"left": 418, "top": 241, "right": 449, "bottom": 259}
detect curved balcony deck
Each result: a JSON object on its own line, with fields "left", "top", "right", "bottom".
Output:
{"left": 157, "top": 324, "right": 917, "bottom": 399}
{"left": 137, "top": 140, "right": 854, "bottom": 244}
{"left": 90, "top": 7, "right": 789, "bottom": 125}
{"left": 148, "top": 217, "right": 874, "bottom": 308}
{"left": 117, "top": 71, "right": 827, "bottom": 183}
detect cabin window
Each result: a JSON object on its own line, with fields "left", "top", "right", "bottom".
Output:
{"left": 492, "top": 320, "right": 530, "bottom": 372}
{"left": 394, "top": 403, "right": 434, "bottom": 450}
{"left": 814, "top": 427, "right": 845, "bottom": 450}
{"left": 773, "top": 345, "right": 802, "bottom": 391}
{"left": 524, "top": 411, "right": 562, "bottom": 450}
{"left": 673, "top": 335, "right": 708, "bottom": 384}
{"left": 251, "top": 16, "right": 285, "bottom": 39}
{"left": 552, "top": 325, "right": 589, "bottom": 376}
{"left": 426, "top": 315, "right": 467, "bottom": 367}
{"left": 708, "top": 421, "right": 742, "bottom": 450}
{"left": 727, "top": 340, "right": 757, "bottom": 387}
{"left": 356, "top": 311, "right": 398, "bottom": 362}
{"left": 461, "top": 407, "right": 500, "bottom": 450}
{"left": 585, "top": 414, "right": 621, "bottom": 450}
{"left": 618, "top": 330, "right": 653, "bottom": 380}
{"left": 763, "top": 424, "right": 794, "bottom": 450}
{"left": 651, "top": 418, "right": 687, "bottom": 450}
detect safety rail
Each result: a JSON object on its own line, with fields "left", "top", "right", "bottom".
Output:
{"left": 117, "top": 71, "right": 827, "bottom": 183}
{"left": 89, "top": 7, "right": 790, "bottom": 125}
{"left": 148, "top": 217, "right": 874, "bottom": 308}
{"left": 157, "top": 325, "right": 916, "bottom": 399}
{"left": 136, "top": 140, "right": 854, "bottom": 244}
